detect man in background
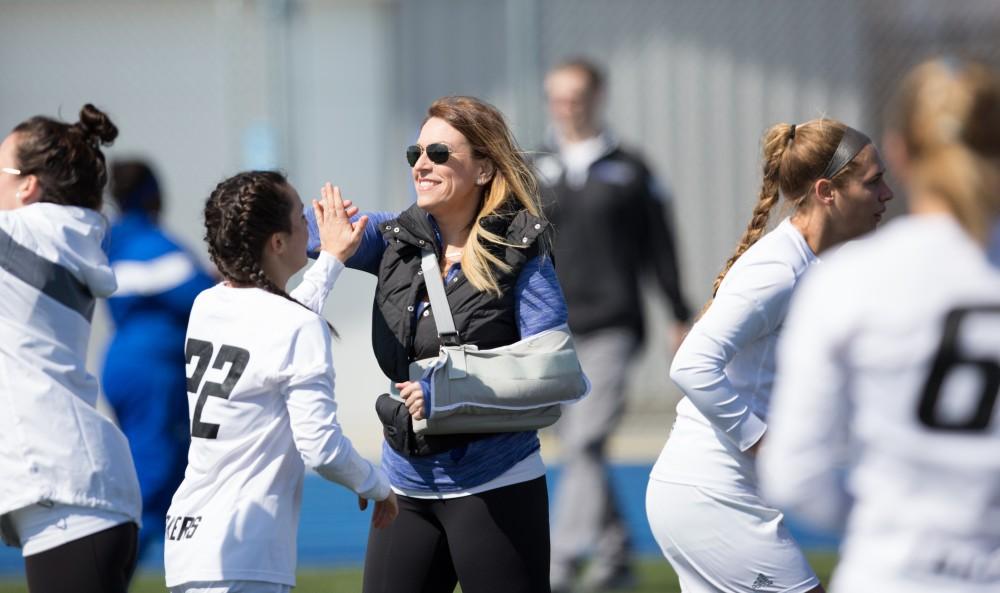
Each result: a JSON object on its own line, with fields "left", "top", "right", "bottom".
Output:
{"left": 536, "top": 58, "right": 692, "bottom": 593}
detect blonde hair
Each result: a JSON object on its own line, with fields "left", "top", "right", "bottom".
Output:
{"left": 710, "top": 118, "right": 864, "bottom": 299}
{"left": 426, "top": 96, "right": 548, "bottom": 296}
{"left": 890, "top": 58, "right": 1000, "bottom": 244}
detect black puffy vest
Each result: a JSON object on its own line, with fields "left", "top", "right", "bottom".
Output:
{"left": 371, "top": 202, "right": 549, "bottom": 382}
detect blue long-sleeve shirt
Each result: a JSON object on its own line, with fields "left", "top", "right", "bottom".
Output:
{"left": 307, "top": 208, "right": 568, "bottom": 492}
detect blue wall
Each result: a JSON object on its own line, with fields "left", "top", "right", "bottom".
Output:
{"left": 0, "top": 464, "right": 838, "bottom": 574}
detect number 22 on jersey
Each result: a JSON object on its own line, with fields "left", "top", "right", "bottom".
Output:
{"left": 185, "top": 338, "right": 250, "bottom": 439}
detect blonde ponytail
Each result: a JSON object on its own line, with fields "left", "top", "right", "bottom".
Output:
{"left": 706, "top": 123, "right": 794, "bottom": 308}
{"left": 893, "top": 59, "right": 1000, "bottom": 244}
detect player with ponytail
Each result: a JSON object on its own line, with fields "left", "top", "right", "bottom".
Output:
{"left": 647, "top": 117, "right": 893, "bottom": 593}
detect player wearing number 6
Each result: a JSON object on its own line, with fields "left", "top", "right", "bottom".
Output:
{"left": 761, "top": 58, "right": 1000, "bottom": 593}
{"left": 164, "top": 173, "right": 398, "bottom": 593}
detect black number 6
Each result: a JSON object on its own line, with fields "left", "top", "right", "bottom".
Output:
{"left": 185, "top": 338, "right": 250, "bottom": 439}
{"left": 918, "top": 306, "right": 1000, "bottom": 432}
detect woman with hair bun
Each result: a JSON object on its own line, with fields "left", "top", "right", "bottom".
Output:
{"left": 646, "top": 118, "right": 893, "bottom": 592}
{"left": 0, "top": 104, "right": 142, "bottom": 593}
{"left": 762, "top": 58, "right": 1000, "bottom": 593}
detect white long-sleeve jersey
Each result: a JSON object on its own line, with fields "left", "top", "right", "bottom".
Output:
{"left": 164, "top": 254, "right": 390, "bottom": 587}
{"left": 651, "top": 217, "right": 817, "bottom": 491}
{"left": 761, "top": 214, "right": 1000, "bottom": 593}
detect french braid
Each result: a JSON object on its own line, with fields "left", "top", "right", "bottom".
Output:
{"left": 204, "top": 171, "right": 336, "bottom": 334}
{"left": 701, "top": 119, "right": 859, "bottom": 316}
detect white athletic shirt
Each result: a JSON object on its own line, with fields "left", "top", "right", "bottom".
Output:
{"left": 651, "top": 217, "right": 817, "bottom": 492}
{"left": 0, "top": 203, "right": 140, "bottom": 539}
{"left": 761, "top": 214, "right": 1000, "bottom": 593}
{"left": 164, "top": 254, "right": 390, "bottom": 588}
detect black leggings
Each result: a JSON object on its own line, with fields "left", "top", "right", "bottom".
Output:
{"left": 363, "top": 476, "right": 551, "bottom": 593}
{"left": 24, "top": 522, "right": 138, "bottom": 593}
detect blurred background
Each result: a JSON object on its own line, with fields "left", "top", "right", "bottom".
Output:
{"left": 2, "top": 0, "right": 999, "bottom": 585}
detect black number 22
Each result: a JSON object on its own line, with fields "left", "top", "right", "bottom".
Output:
{"left": 918, "top": 305, "right": 1000, "bottom": 432}
{"left": 185, "top": 338, "right": 250, "bottom": 439}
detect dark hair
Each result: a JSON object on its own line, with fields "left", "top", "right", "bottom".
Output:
{"left": 204, "top": 170, "right": 336, "bottom": 334}
{"left": 12, "top": 104, "right": 118, "bottom": 210}
{"left": 111, "top": 160, "right": 162, "bottom": 215}
{"left": 551, "top": 57, "right": 605, "bottom": 94}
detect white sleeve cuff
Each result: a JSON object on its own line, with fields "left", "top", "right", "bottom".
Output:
{"left": 307, "top": 251, "right": 345, "bottom": 290}
{"left": 736, "top": 413, "right": 767, "bottom": 452}
{"left": 290, "top": 251, "right": 346, "bottom": 314}
{"left": 356, "top": 465, "right": 392, "bottom": 501}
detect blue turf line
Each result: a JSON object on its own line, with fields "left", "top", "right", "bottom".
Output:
{"left": 0, "top": 464, "right": 839, "bottom": 574}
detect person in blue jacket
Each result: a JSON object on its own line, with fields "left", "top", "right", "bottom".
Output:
{"left": 100, "top": 160, "right": 215, "bottom": 561}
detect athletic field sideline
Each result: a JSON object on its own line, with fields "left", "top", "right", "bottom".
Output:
{"left": 0, "top": 553, "right": 838, "bottom": 592}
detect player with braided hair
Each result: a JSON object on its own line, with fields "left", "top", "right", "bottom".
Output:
{"left": 645, "top": 119, "right": 893, "bottom": 593}
{"left": 164, "top": 173, "right": 397, "bottom": 593}
{"left": 201, "top": 171, "right": 321, "bottom": 318}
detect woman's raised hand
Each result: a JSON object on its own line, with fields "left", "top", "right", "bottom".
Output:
{"left": 313, "top": 182, "right": 369, "bottom": 263}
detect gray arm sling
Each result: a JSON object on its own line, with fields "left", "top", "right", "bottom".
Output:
{"left": 406, "top": 248, "right": 589, "bottom": 435}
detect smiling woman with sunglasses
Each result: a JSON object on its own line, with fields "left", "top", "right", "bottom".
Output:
{"left": 305, "top": 95, "right": 566, "bottom": 593}
{"left": 0, "top": 104, "right": 142, "bottom": 593}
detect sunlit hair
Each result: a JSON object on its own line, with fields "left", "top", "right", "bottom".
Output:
{"left": 204, "top": 170, "right": 336, "bottom": 334}
{"left": 710, "top": 118, "right": 866, "bottom": 299}
{"left": 425, "top": 96, "right": 549, "bottom": 296}
{"left": 12, "top": 104, "right": 117, "bottom": 210}
{"left": 889, "top": 58, "right": 1000, "bottom": 244}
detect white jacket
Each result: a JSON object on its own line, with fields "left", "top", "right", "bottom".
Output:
{"left": 0, "top": 203, "right": 141, "bottom": 537}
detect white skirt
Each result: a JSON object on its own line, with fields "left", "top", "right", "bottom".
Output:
{"left": 646, "top": 477, "right": 821, "bottom": 593}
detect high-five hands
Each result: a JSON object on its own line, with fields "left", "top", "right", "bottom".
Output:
{"left": 358, "top": 491, "right": 399, "bottom": 529}
{"left": 313, "top": 182, "right": 369, "bottom": 263}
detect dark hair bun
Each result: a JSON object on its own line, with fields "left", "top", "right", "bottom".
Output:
{"left": 77, "top": 104, "right": 118, "bottom": 146}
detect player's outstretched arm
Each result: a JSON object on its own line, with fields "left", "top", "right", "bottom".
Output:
{"left": 283, "top": 326, "right": 391, "bottom": 506}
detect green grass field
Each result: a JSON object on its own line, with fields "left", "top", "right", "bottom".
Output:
{"left": 0, "top": 552, "right": 837, "bottom": 592}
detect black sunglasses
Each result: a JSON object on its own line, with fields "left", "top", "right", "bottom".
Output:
{"left": 406, "top": 143, "right": 454, "bottom": 167}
